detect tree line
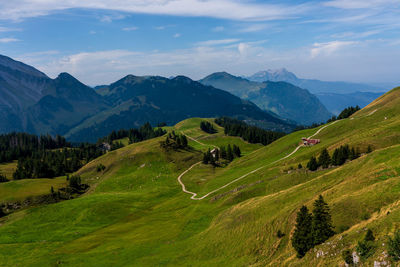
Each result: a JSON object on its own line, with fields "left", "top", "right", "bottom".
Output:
{"left": 292, "top": 195, "right": 335, "bottom": 258}
{"left": 327, "top": 105, "right": 361, "bottom": 123}
{"left": 200, "top": 121, "right": 217, "bottom": 134}
{"left": 214, "top": 117, "right": 285, "bottom": 145}
{"left": 13, "top": 144, "right": 104, "bottom": 179}
{"left": 97, "top": 122, "right": 166, "bottom": 146}
{"left": 306, "top": 144, "right": 372, "bottom": 171}
{"left": 0, "top": 133, "right": 69, "bottom": 163}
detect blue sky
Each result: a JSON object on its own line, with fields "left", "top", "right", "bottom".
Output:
{"left": 0, "top": 0, "right": 399, "bottom": 86}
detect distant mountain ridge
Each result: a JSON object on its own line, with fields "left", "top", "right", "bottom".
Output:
{"left": 0, "top": 55, "right": 294, "bottom": 142}
{"left": 65, "top": 74, "right": 293, "bottom": 142}
{"left": 247, "top": 68, "right": 384, "bottom": 94}
{"left": 200, "top": 72, "right": 333, "bottom": 125}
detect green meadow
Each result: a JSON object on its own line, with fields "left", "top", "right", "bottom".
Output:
{"left": 1, "top": 88, "right": 400, "bottom": 266}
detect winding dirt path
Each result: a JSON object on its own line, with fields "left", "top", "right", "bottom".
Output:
{"left": 178, "top": 120, "right": 340, "bottom": 200}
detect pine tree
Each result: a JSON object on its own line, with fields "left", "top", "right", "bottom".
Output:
{"left": 227, "top": 145, "right": 234, "bottom": 162}
{"left": 214, "top": 149, "right": 219, "bottom": 162}
{"left": 312, "top": 195, "right": 335, "bottom": 246}
{"left": 220, "top": 146, "right": 227, "bottom": 159}
{"left": 292, "top": 205, "right": 314, "bottom": 258}
{"left": 307, "top": 156, "right": 318, "bottom": 171}
{"left": 203, "top": 150, "right": 210, "bottom": 164}
{"left": 318, "top": 148, "right": 331, "bottom": 168}
{"left": 181, "top": 135, "right": 188, "bottom": 148}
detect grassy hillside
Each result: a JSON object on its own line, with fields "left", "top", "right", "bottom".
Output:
{"left": 1, "top": 88, "right": 400, "bottom": 266}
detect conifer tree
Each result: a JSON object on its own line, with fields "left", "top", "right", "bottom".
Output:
{"left": 312, "top": 195, "right": 335, "bottom": 245}
{"left": 318, "top": 148, "right": 331, "bottom": 168}
{"left": 227, "top": 145, "right": 234, "bottom": 162}
{"left": 307, "top": 156, "right": 318, "bottom": 171}
{"left": 220, "top": 146, "right": 227, "bottom": 159}
{"left": 181, "top": 135, "right": 188, "bottom": 147}
{"left": 292, "top": 205, "right": 314, "bottom": 258}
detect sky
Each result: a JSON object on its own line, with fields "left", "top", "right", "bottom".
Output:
{"left": 0, "top": 0, "right": 399, "bottom": 86}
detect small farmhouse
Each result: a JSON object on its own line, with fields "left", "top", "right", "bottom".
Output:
{"left": 302, "top": 137, "right": 320, "bottom": 146}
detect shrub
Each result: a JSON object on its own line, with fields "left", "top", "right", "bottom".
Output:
{"left": 69, "top": 175, "right": 82, "bottom": 190}
{"left": 361, "top": 212, "right": 371, "bottom": 221}
{"left": 342, "top": 249, "right": 354, "bottom": 265}
{"left": 96, "top": 163, "right": 106, "bottom": 172}
{"left": 388, "top": 230, "right": 400, "bottom": 261}
{"left": 277, "top": 230, "right": 285, "bottom": 238}
{"left": 298, "top": 163, "right": 303, "bottom": 169}
{"left": 356, "top": 229, "right": 376, "bottom": 259}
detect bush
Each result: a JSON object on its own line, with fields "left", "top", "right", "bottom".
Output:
{"left": 388, "top": 230, "right": 400, "bottom": 261}
{"left": 361, "top": 212, "right": 371, "bottom": 221}
{"left": 342, "top": 249, "right": 354, "bottom": 265}
{"left": 277, "top": 230, "right": 285, "bottom": 238}
{"left": 356, "top": 229, "right": 376, "bottom": 259}
{"left": 69, "top": 175, "right": 82, "bottom": 190}
{"left": 96, "top": 163, "right": 106, "bottom": 172}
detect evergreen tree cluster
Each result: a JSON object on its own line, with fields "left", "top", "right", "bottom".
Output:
{"left": 214, "top": 117, "right": 285, "bottom": 145}
{"left": 203, "top": 148, "right": 218, "bottom": 165}
{"left": 97, "top": 122, "right": 166, "bottom": 145}
{"left": 306, "top": 145, "right": 361, "bottom": 171}
{"left": 13, "top": 144, "right": 104, "bottom": 180}
{"left": 219, "top": 144, "right": 241, "bottom": 162}
{"left": 200, "top": 121, "right": 217, "bottom": 134}
{"left": 292, "top": 195, "right": 335, "bottom": 258}
{"left": 327, "top": 105, "right": 361, "bottom": 123}
{"left": 0, "top": 133, "right": 69, "bottom": 163}
{"left": 160, "top": 131, "right": 188, "bottom": 150}
{"left": 203, "top": 144, "right": 241, "bottom": 165}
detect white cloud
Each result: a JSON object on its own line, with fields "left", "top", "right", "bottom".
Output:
{"left": 99, "top": 14, "right": 125, "bottom": 23}
{"left": 122, "top": 26, "right": 138, "bottom": 31}
{"left": 0, "top": 37, "right": 19, "bottom": 43}
{"left": 196, "top": 39, "right": 240, "bottom": 46}
{"left": 173, "top": 33, "right": 181, "bottom": 38}
{"left": 311, "top": 40, "right": 358, "bottom": 58}
{"left": 239, "top": 24, "right": 270, "bottom": 33}
{"left": 16, "top": 39, "right": 400, "bottom": 85}
{"left": 0, "top": 26, "right": 21, "bottom": 32}
{"left": 324, "top": 0, "right": 398, "bottom": 9}
{"left": 89, "top": 30, "right": 96, "bottom": 34}
{"left": 0, "top": 0, "right": 310, "bottom": 21}
{"left": 212, "top": 26, "right": 224, "bottom": 32}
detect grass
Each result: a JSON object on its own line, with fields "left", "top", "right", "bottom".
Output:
{"left": 0, "top": 161, "right": 17, "bottom": 179}
{"left": 1, "top": 88, "right": 400, "bottom": 266}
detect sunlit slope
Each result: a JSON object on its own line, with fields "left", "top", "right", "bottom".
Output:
{"left": 0, "top": 87, "right": 400, "bottom": 266}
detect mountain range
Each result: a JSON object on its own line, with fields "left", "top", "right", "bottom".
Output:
{"left": 246, "top": 68, "right": 384, "bottom": 94}
{"left": 246, "top": 68, "right": 386, "bottom": 115}
{"left": 0, "top": 55, "right": 293, "bottom": 142}
{"left": 200, "top": 72, "right": 333, "bottom": 125}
